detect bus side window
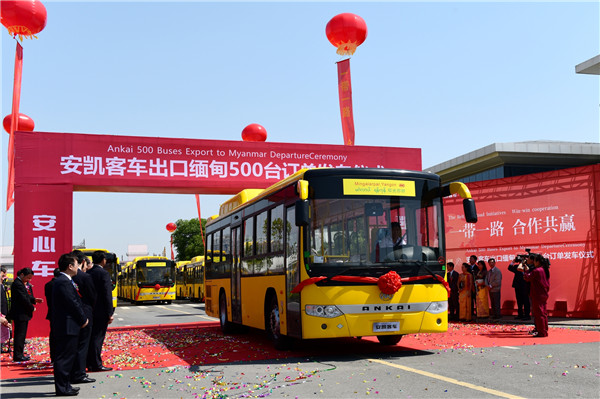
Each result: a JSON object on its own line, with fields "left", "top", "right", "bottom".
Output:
{"left": 255, "top": 211, "right": 268, "bottom": 275}
{"left": 223, "top": 227, "right": 231, "bottom": 276}
{"left": 242, "top": 216, "right": 254, "bottom": 275}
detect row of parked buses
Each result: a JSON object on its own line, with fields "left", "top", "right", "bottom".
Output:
{"left": 175, "top": 255, "right": 206, "bottom": 302}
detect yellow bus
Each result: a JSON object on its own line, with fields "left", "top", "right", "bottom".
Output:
{"left": 176, "top": 260, "right": 191, "bottom": 299}
{"left": 118, "top": 261, "right": 132, "bottom": 299}
{"left": 204, "top": 168, "right": 477, "bottom": 348}
{"left": 78, "top": 248, "right": 120, "bottom": 308}
{"left": 186, "top": 255, "right": 205, "bottom": 302}
{"left": 120, "top": 256, "right": 176, "bottom": 304}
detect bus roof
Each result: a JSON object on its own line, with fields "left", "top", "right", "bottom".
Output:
{"left": 190, "top": 255, "right": 205, "bottom": 263}
{"left": 208, "top": 168, "right": 310, "bottom": 225}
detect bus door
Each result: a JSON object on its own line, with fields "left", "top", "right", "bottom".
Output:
{"left": 285, "top": 204, "right": 302, "bottom": 337}
{"left": 231, "top": 226, "right": 242, "bottom": 323}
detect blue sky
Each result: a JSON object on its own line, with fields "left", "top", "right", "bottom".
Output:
{"left": 2, "top": 1, "right": 599, "bottom": 261}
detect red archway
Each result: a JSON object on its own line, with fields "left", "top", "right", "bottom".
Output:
{"left": 14, "top": 130, "right": 421, "bottom": 336}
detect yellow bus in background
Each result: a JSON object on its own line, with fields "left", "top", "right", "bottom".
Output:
{"left": 118, "top": 261, "right": 132, "bottom": 299}
{"left": 78, "top": 248, "right": 120, "bottom": 308}
{"left": 176, "top": 260, "right": 191, "bottom": 299}
{"left": 186, "top": 255, "right": 205, "bottom": 302}
{"left": 120, "top": 256, "right": 176, "bottom": 304}
{"left": 204, "top": 168, "right": 477, "bottom": 349}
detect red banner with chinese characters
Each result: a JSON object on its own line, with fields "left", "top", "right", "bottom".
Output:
{"left": 337, "top": 59, "right": 355, "bottom": 145}
{"left": 14, "top": 131, "right": 421, "bottom": 193}
{"left": 6, "top": 42, "right": 23, "bottom": 211}
{"left": 444, "top": 165, "right": 600, "bottom": 318}
{"left": 14, "top": 184, "right": 73, "bottom": 337}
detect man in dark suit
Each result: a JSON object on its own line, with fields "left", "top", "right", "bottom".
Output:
{"left": 52, "top": 253, "right": 88, "bottom": 396}
{"left": 446, "top": 262, "right": 460, "bottom": 321}
{"left": 8, "top": 267, "right": 42, "bottom": 362}
{"left": 86, "top": 251, "right": 114, "bottom": 372}
{"left": 44, "top": 268, "right": 61, "bottom": 363}
{"left": 70, "top": 251, "right": 97, "bottom": 384}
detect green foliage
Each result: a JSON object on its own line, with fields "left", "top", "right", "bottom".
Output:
{"left": 171, "top": 218, "right": 206, "bottom": 261}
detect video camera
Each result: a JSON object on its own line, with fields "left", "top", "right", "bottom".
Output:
{"left": 513, "top": 248, "right": 532, "bottom": 263}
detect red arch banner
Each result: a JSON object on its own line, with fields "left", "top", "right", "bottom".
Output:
{"left": 14, "top": 130, "right": 421, "bottom": 336}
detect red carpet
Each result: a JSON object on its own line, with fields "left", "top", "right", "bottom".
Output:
{"left": 1, "top": 321, "right": 598, "bottom": 380}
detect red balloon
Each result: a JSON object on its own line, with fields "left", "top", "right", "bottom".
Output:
{"left": 166, "top": 222, "right": 177, "bottom": 233}
{"left": 3, "top": 113, "right": 35, "bottom": 134}
{"left": 0, "top": 0, "right": 48, "bottom": 39}
{"left": 241, "top": 123, "right": 267, "bottom": 142}
{"left": 325, "top": 13, "right": 367, "bottom": 56}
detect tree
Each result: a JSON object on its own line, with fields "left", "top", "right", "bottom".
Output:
{"left": 171, "top": 218, "right": 206, "bottom": 261}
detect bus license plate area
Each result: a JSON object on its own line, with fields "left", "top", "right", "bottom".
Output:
{"left": 373, "top": 321, "right": 400, "bottom": 332}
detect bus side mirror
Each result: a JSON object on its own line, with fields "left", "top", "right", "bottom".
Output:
{"left": 295, "top": 200, "right": 309, "bottom": 226}
{"left": 463, "top": 199, "right": 478, "bottom": 223}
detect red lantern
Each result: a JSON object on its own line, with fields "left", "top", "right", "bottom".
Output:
{"left": 0, "top": 0, "right": 48, "bottom": 39}
{"left": 3, "top": 113, "right": 34, "bottom": 134}
{"left": 166, "top": 222, "right": 177, "bottom": 233}
{"left": 241, "top": 123, "right": 267, "bottom": 142}
{"left": 325, "top": 13, "right": 367, "bottom": 56}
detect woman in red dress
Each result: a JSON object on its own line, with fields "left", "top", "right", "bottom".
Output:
{"left": 523, "top": 254, "right": 550, "bottom": 337}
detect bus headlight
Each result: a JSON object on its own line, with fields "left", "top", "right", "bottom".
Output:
{"left": 426, "top": 301, "right": 448, "bottom": 314}
{"left": 305, "top": 305, "right": 344, "bottom": 318}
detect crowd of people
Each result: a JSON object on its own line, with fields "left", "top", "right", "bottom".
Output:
{"left": 0, "top": 250, "right": 115, "bottom": 396}
{"left": 446, "top": 253, "right": 550, "bottom": 338}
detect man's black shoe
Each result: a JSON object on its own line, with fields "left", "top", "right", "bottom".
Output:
{"left": 89, "top": 366, "right": 112, "bottom": 372}
{"left": 56, "top": 389, "right": 79, "bottom": 396}
{"left": 13, "top": 356, "right": 30, "bottom": 362}
{"left": 72, "top": 377, "right": 96, "bottom": 384}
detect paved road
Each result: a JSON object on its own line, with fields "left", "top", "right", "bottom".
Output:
{"left": 1, "top": 300, "right": 598, "bottom": 398}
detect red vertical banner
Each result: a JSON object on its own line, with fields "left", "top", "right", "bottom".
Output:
{"left": 14, "top": 183, "right": 74, "bottom": 337}
{"left": 7, "top": 42, "right": 24, "bottom": 211}
{"left": 337, "top": 59, "right": 355, "bottom": 146}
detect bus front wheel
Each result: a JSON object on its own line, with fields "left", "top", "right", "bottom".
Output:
{"left": 376, "top": 335, "right": 403, "bottom": 345}
{"left": 266, "top": 295, "right": 290, "bottom": 350}
{"left": 219, "top": 293, "right": 234, "bottom": 334}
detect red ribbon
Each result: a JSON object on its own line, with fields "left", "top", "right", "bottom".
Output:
{"left": 291, "top": 273, "right": 450, "bottom": 297}
{"left": 290, "top": 276, "right": 328, "bottom": 293}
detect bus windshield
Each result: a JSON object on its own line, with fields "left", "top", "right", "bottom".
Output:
{"left": 136, "top": 260, "right": 175, "bottom": 286}
{"left": 307, "top": 195, "right": 442, "bottom": 275}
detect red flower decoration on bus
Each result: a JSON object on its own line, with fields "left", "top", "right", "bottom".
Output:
{"left": 3, "top": 113, "right": 34, "bottom": 133}
{"left": 0, "top": 0, "right": 48, "bottom": 39}
{"left": 241, "top": 123, "right": 267, "bottom": 142}
{"left": 377, "top": 271, "right": 402, "bottom": 295}
{"left": 325, "top": 13, "right": 367, "bottom": 56}
{"left": 166, "top": 222, "right": 177, "bottom": 233}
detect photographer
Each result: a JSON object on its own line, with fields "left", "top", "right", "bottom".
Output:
{"left": 508, "top": 254, "right": 532, "bottom": 320}
{"left": 523, "top": 254, "right": 550, "bottom": 338}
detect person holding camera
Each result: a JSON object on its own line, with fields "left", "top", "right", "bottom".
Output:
{"left": 508, "top": 254, "right": 532, "bottom": 320}
{"left": 523, "top": 254, "right": 550, "bottom": 338}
